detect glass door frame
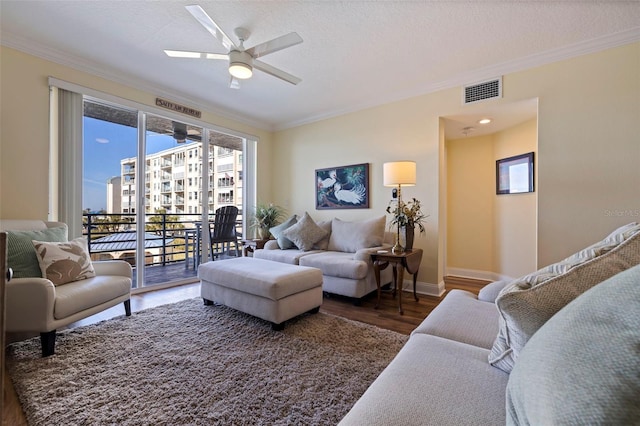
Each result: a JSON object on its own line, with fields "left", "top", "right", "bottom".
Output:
{"left": 49, "top": 77, "right": 258, "bottom": 292}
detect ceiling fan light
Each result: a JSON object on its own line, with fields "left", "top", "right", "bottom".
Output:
{"left": 229, "top": 62, "right": 253, "bottom": 79}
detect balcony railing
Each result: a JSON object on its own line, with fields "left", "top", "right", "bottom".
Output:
{"left": 83, "top": 213, "right": 243, "bottom": 288}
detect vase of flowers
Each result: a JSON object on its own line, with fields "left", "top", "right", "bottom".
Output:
{"left": 252, "top": 203, "right": 286, "bottom": 239}
{"left": 386, "top": 197, "right": 427, "bottom": 250}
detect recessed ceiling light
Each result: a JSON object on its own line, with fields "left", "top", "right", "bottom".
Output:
{"left": 478, "top": 118, "right": 492, "bottom": 125}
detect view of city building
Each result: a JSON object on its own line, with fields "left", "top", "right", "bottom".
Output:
{"left": 116, "top": 142, "right": 243, "bottom": 217}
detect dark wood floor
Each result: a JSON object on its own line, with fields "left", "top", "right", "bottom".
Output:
{"left": 2, "top": 276, "right": 488, "bottom": 425}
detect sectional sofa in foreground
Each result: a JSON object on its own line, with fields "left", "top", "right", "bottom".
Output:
{"left": 340, "top": 222, "right": 640, "bottom": 425}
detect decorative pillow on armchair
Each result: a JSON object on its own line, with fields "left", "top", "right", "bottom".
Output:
{"left": 32, "top": 237, "right": 96, "bottom": 285}
{"left": 489, "top": 222, "right": 640, "bottom": 373}
{"left": 7, "top": 226, "right": 68, "bottom": 278}
{"left": 327, "top": 216, "right": 385, "bottom": 253}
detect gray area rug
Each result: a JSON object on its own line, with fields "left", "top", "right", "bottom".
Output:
{"left": 7, "top": 298, "right": 407, "bottom": 425}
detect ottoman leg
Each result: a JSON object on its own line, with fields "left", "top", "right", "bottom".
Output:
{"left": 272, "top": 322, "right": 285, "bottom": 331}
{"left": 203, "top": 298, "right": 214, "bottom": 306}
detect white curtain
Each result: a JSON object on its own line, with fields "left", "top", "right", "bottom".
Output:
{"left": 51, "top": 87, "right": 83, "bottom": 239}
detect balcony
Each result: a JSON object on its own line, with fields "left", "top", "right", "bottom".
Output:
{"left": 83, "top": 213, "right": 243, "bottom": 288}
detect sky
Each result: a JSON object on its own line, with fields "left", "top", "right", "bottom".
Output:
{"left": 83, "top": 117, "right": 178, "bottom": 212}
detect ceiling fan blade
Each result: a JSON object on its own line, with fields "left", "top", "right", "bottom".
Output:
{"left": 254, "top": 60, "right": 302, "bottom": 85}
{"left": 164, "top": 50, "right": 228, "bottom": 60}
{"left": 185, "top": 5, "right": 236, "bottom": 51}
{"left": 229, "top": 76, "right": 241, "bottom": 89}
{"left": 246, "top": 32, "right": 303, "bottom": 58}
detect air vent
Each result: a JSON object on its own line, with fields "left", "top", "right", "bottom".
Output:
{"left": 463, "top": 77, "right": 502, "bottom": 104}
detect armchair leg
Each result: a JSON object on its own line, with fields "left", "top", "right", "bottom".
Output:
{"left": 124, "top": 299, "right": 131, "bottom": 316}
{"left": 40, "top": 330, "right": 56, "bottom": 357}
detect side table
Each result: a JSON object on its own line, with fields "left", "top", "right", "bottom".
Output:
{"left": 241, "top": 239, "right": 270, "bottom": 257}
{"left": 371, "top": 248, "right": 423, "bottom": 315}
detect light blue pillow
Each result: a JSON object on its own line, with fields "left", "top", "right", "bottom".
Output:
{"left": 7, "top": 226, "right": 68, "bottom": 278}
{"left": 269, "top": 215, "right": 297, "bottom": 250}
{"left": 506, "top": 264, "right": 640, "bottom": 425}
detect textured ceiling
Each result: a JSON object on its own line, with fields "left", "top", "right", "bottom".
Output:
{"left": 2, "top": 1, "right": 639, "bottom": 136}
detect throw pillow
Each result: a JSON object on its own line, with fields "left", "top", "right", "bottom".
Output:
{"left": 7, "top": 226, "right": 68, "bottom": 278}
{"left": 281, "top": 212, "right": 328, "bottom": 251}
{"left": 327, "top": 216, "right": 386, "bottom": 253}
{"left": 269, "top": 215, "right": 297, "bottom": 250}
{"left": 505, "top": 264, "right": 640, "bottom": 425}
{"left": 312, "top": 220, "right": 332, "bottom": 250}
{"left": 489, "top": 222, "right": 640, "bottom": 373}
{"left": 32, "top": 237, "right": 96, "bottom": 285}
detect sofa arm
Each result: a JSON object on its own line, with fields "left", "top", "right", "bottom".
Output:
{"left": 92, "top": 260, "right": 132, "bottom": 278}
{"left": 354, "top": 244, "right": 393, "bottom": 262}
{"left": 5, "top": 278, "right": 56, "bottom": 332}
{"left": 478, "top": 280, "right": 510, "bottom": 303}
{"left": 263, "top": 240, "right": 280, "bottom": 250}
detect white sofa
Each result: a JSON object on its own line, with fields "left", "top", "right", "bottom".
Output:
{"left": 254, "top": 214, "right": 394, "bottom": 300}
{"left": 1, "top": 220, "right": 132, "bottom": 356}
{"left": 340, "top": 222, "right": 640, "bottom": 425}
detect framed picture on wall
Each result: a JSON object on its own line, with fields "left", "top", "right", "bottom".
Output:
{"left": 316, "top": 163, "right": 370, "bottom": 209}
{"left": 496, "top": 152, "right": 534, "bottom": 194}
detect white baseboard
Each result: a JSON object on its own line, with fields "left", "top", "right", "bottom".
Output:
{"left": 445, "top": 267, "right": 514, "bottom": 283}
{"left": 400, "top": 280, "right": 445, "bottom": 297}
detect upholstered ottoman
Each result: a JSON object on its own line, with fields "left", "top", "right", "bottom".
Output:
{"left": 198, "top": 257, "right": 323, "bottom": 330}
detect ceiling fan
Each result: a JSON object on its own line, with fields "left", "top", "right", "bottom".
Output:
{"left": 165, "top": 5, "right": 303, "bottom": 89}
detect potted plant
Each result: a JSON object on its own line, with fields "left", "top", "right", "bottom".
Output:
{"left": 252, "top": 203, "right": 286, "bottom": 239}
{"left": 386, "top": 197, "right": 427, "bottom": 250}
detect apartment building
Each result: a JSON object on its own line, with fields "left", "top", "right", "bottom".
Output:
{"left": 118, "top": 142, "right": 243, "bottom": 218}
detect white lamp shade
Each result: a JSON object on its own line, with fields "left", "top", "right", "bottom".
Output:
{"left": 383, "top": 161, "right": 416, "bottom": 187}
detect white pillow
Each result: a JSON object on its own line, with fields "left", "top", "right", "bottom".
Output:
{"left": 489, "top": 222, "right": 640, "bottom": 373}
{"left": 32, "top": 237, "right": 96, "bottom": 285}
{"left": 327, "top": 216, "right": 385, "bottom": 253}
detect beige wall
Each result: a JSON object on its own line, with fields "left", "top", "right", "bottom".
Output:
{"left": 446, "top": 119, "right": 537, "bottom": 280}
{"left": 494, "top": 119, "right": 538, "bottom": 278}
{"left": 274, "top": 42, "right": 640, "bottom": 287}
{"left": 2, "top": 42, "right": 639, "bottom": 288}
{"left": 446, "top": 134, "right": 496, "bottom": 276}
{"left": 0, "top": 46, "right": 274, "bottom": 220}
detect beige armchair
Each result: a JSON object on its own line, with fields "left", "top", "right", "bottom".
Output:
{"left": 1, "top": 220, "right": 132, "bottom": 357}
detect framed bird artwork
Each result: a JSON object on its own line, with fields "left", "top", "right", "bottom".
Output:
{"left": 315, "top": 163, "right": 370, "bottom": 209}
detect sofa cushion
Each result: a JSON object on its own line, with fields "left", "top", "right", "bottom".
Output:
{"left": 54, "top": 274, "right": 132, "bottom": 319}
{"left": 299, "top": 251, "right": 369, "bottom": 280}
{"left": 412, "top": 289, "right": 500, "bottom": 349}
{"left": 33, "top": 237, "right": 96, "bottom": 285}
{"left": 269, "top": 215, "right": 297, "bottom": 250}
{"left": 328, "top": 216, "right": 385, "bottom": 253}
{"left": 311, "top": 220, "right": 332, "bottom": 250}
{"left": 506, "top": 264, "right": 640, "bottom": 425}
{"left": 339, "top": 334, "right": 509, "bottom": 426}
{"left": 477, "top": 280, "right": 509, "bottom": 303}
{"left": 489, "top": 222, "right": 640, "bottom": 373}
{"left": 281, "top": 212, "right": 328, "bottom": 251}
{"left": 254, "top": 247, "right": 321, "bottom": 265}
{"left": 7, "top": 226, "right": 68, "bottom": 278}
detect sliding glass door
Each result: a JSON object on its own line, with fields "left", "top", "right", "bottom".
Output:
{"left": 80, "top": 97, "right": 247, "bottom": 289}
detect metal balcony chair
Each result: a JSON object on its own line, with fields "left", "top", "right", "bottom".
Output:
{"left": 209, "top": 206, "right": 240, "bottom": 260}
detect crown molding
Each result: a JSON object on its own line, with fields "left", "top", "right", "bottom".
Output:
{"left": 3, "top": 26, "right": 639, "bottom": 133}
{"left": 1, "top": 33, "right": 274, "bottom": 132}
{"left": 276, "top": 27, "right": 640, "bottom": 131}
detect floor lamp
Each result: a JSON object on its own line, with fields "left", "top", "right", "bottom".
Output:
{"left": 383, "top": 161, "right": 416, "bottom": 254}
